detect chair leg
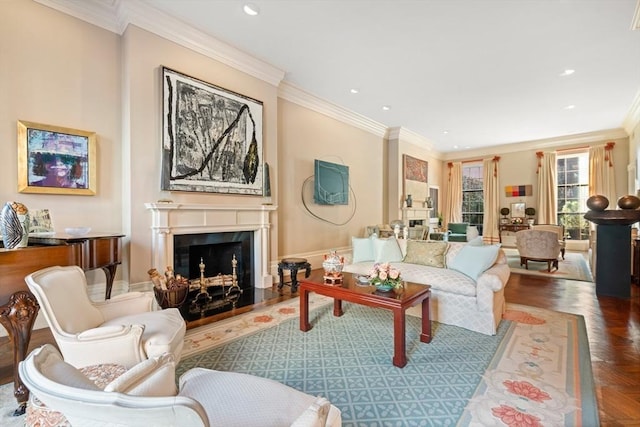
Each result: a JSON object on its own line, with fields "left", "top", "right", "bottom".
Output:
{"left": 561, "top": 248, "right": 565, "bottom": 260}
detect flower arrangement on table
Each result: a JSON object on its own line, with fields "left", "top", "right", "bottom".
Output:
{"left": 368, "top": 262, "right": 403, "bottom": 291}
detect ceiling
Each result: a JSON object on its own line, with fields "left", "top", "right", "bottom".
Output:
{"left": 43, "top": 0, "right": 640, "bottom": 153}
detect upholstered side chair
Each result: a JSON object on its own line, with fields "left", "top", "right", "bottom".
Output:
{"left": 530, "top": 223, "right": 566, "bottom": 259}
{"left": 25, "top": 265, "right": 186, "bottom": 368}
{"left": 515, "top": 229, "right": 562, "bottom": 272}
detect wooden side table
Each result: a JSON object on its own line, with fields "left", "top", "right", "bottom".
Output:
{"left": 277, "top": 258, "right": 311, "bottom": 293}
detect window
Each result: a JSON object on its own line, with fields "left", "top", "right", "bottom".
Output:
{"left": 557, "top": 152, "right": 589, "bottom": 240}
{"left": 462, "top": 163, "right": 483, "bottom": 227}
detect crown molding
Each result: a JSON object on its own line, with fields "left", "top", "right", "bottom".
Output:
{"left": 632, "top": 0, "right": 640, "bottom": 30}
{"left": 35, "top": 0, "right": 123, "bottom": 32}
{"left": 278, "top": 82, "right": 388, "bottom": 137}
{"left": 34, "top": 0, "right": 285, "bottom": 87}
{"left": 386, "top": 127, "right": 437, "bottom": 152}
{"left": 443, "top": 128, "right": 630, "bottom": 161}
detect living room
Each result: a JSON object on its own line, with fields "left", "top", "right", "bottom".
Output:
{"left": 2, "top": 0, "right": 640, "bottom": 425}
{"left": 2, "top": 0, "right": 638, "bottom": 291}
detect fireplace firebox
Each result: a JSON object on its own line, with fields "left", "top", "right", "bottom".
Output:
{"left": 173, "top": 231, "right": 254, "bottom": 321}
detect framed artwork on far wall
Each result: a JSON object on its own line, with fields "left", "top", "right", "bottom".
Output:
{"left": 403, "top": 154, "right": 428, "bottom": 204}
{"left": 161, "top": 66, "right": 264, "bottom": 195}
{"left": 510, "top": 202, "right": 526, "bottom": 218}
{"left": 17, "top": 120, "right": 96, "bottom": 195}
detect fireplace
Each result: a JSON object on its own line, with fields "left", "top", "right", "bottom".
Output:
{"left": 145, "top": 203, "right": 277, "bottom": 319}
{"left": 173, "top": 231, "right": 254, "bottom": 320}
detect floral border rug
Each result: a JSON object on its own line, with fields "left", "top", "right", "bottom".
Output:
{"left": 457, "top": 303, "right": 598, "bottom": 426}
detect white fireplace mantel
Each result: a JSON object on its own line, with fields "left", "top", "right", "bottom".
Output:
{"left": 145, "top": 202, "right": 277, "bottom": 288}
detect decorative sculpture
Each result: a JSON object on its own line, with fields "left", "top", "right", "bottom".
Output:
{"left": 0, "top": 201, "right": 30, "bottom": 249}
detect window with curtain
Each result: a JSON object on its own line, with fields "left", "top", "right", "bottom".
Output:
{"left": 462, "top": 162, "right": 483, "bottom": 228}
{"left": 557, "top": 152, "right": 589, "bottom": 240}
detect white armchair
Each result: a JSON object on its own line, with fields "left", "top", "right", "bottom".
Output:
{"left": 515, "top": 229, "right": 562, "bottom": 272}
{"left": 19, "top": 344, "right": 342, "bottom": 427}
{"left": 25, "top": 265, "right": 186, "bottom": 368}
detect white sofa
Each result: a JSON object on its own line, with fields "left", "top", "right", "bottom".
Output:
{"left": 343, "top": 237, "right": 510, "bottom": 335}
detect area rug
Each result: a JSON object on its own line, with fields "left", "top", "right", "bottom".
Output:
{"left": 504, "top": 248, "right": 593, "bottom": 282}
{"left": 0, "top": 297, "right": 597, "bottom": 426}
{"left": 177, "top": 301, "right": 597, "bottom": 426}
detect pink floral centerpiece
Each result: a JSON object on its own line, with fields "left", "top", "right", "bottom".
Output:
{"left": 368, "top": 262, "right": 402, "bottom": 291}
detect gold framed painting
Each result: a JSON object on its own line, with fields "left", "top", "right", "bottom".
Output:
{"left": 17, "top": 120, "right": 96, "bottom": 195}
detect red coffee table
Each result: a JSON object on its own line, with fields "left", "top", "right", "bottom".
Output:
{"left": 299, "top": 272, "right": 431, "bottom": 368}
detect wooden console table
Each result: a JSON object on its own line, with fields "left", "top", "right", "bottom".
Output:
{"left": 0, "top": 232, "right": 123, "bottom": 414}
{"left": 498, "top": 223, "right": 530, "bottom": 243}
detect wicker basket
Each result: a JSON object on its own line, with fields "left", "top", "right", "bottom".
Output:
{"left": 153, "top": 285, "right": 189, "bottom": 309}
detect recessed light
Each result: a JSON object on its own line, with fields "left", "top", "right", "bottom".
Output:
{"left": 243, "top": 3, "right": 260, "bottom": 16}
{"left": 560, "top": 69, "right": 575, "bottom": 76}
{"left": 443, "top": 130, "right": 449, "bottom": 135}
{"left": 382, "top": 105, "right": 391, "bottom": 111}
{"left": 350, "top": 88, "right": 359, "bottom": 94}
{"left": 564, "top": 104, "right": 576, "bottom": 110}
{"left": 453, "top": 145, "right": 459, "bottom": 149}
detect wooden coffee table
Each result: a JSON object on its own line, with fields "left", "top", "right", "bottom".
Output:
{"left": 299, "top": 272, "right": 431, "bottom": 368}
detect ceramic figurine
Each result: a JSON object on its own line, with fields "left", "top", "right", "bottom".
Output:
{"left": 0, "top": 201, "right": 30, "bottom": 249}
{"left": 322, "top": 251, "right": 344, "bottom": 277}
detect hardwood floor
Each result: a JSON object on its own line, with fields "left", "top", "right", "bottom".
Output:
{"left": 504, "top": 273, "right": 640, "bottom": 426}
{"left": 1, "top": 270, "right": 639, "bottom": 425}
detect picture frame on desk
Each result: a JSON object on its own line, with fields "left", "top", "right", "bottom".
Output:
{"left": 17, "top": 120, "right": 96, "bottom": 195}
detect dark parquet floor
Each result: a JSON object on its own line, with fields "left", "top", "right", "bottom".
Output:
{"left": 1, "top": 268, "right": 639, "bottom": 425}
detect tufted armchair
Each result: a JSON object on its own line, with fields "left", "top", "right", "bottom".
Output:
{"left": 515, "top": 229, "right": 562, "bottom": 272}
{"left": 19, "top": 344, "right": 342, "bottom": 427}
{"left": 25, "top": 265, "right": 186, "bottom": 368}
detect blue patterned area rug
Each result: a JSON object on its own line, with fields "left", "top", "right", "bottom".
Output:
{"left": 178, "top": 303, "right": 509, "bottom": 425}
{"left": 0, "top": 299, "right": 596, "bottom": 426}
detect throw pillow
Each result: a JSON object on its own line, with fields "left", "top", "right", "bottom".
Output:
{"left": 373, "top": 237, "right": 404, "bottom": 263}
{"left": 467, "top": 236, "right": 484, "bottom": 246}
{"left": 104, "top": 353, "right": 177, "bottom": 397}
{"left": 448, "top": 244, "right": 501, "bottom": 280}
{"left": 403, "top": 241, "right": 449, "bottom": 268}
{"left": 351, "top": 236, "right": 375, "bottom": 263}
{"left": 40, "top": 352, "right": 100, "bottom": 391}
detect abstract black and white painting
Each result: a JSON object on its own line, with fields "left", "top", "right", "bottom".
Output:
{"left": 161, "top": 67, "right": 264, "bottom": 195}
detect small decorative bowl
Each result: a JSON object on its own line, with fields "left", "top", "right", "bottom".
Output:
{"left": 374, "top": 282, "right": 395, "bottom": 292}
{"left": 65, "top": 227, "right": 91, "bottom": 236}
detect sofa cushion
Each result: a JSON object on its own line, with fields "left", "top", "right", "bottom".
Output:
{"left": 403, "top": 241, "right": 448, "bottom": 268}
{"left": 373, "top": 237, "right": 404, "bottom": 263}
{"left": 343, "top": 261, "right": 477, "bottom": 297}
{"left": 448, "top": 244, "right": 501, "bottom": 280}
{"left": 352, "top": 236, "right": 375, "bottom": 263}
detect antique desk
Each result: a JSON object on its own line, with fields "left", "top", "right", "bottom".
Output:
{"left": 498, "top": 223, "right": 530, "bottom": 243}
{"left": 0, "top": 232, "right": 123, "bottom": 414}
